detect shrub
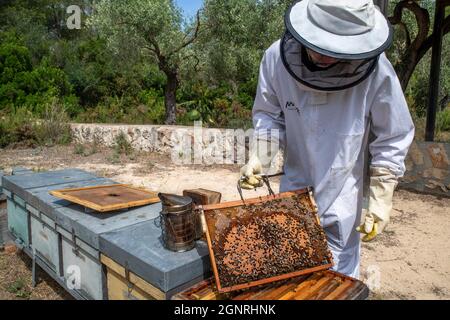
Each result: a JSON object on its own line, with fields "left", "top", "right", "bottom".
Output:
{"left": 0, "top": 39, "right": 76, "bottom": 113}
{"left": 0, "top": 99, "right": 72, "bottom": 148}
{"left": 74, "top": 143, "right": 85, "bottom": 155}
{"left": 34, "top": 98, "right": 72, "bottom": 146}
{"left": 113, "top": 131, "right": 133, "bottom": 155}
{"left": 0, "top": 107, "right": 37, "bottom": 148}
{"left": 436, "top": 108, "right": 450, "bottom": 133}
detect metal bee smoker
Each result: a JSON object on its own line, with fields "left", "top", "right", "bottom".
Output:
{"left": 158, "top": 193, "right": 199, "bottom": 252}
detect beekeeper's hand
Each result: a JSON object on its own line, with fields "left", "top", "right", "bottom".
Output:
{"left": 357, "top": 167, "right": 398, "bottom": 242}
{"left": 239, "top": 137, "right": 280, "bottom": 190}
{"left": 239, "top": 154, "right": 264, "bottom": 190}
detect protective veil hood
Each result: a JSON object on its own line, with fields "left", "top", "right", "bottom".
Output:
{"left": 280, "top": 31, "right": 379, "bottom": 91}
{"left": 281, "top": 0, "right": 393, "bottom": 91}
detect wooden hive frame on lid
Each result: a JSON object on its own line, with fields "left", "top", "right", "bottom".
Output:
{"left": 200, "top": 188, "right": 334, "bottom": 293}
{"left": 50, "top": 184, "right": 160, "bottom": 212}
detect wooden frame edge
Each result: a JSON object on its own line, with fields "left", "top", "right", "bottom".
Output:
{"left": 217, "top": 264, "right": 333, "bottom": 293}
{"left": 201, "top": 188, "right": 311, "bottom": 211}
{"left": 50, "top": 184, "right": 160, "bottom": 213}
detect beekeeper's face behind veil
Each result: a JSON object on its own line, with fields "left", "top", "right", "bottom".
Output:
{"left": 281, "top": 0, "right": 393, "bottom": 91}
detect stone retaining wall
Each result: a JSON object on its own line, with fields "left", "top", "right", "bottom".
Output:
{"left": 71, "top": 123, "right": 450, "bottom": 196}
{"left": 401, "top": 141, "right": 450, "bottom": 196}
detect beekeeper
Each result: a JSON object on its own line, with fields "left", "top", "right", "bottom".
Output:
{"left": 239, "top": 0, "right": 415, "bottom": 278}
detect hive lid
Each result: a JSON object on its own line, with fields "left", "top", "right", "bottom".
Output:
{"left": 50, "top": 184, "right": 160, "bottom": 213}
{"left": 201, "top": 188, "right": 334, "bottom": 293}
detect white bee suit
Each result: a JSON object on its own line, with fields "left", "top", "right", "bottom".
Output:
{"left": 253, "top": 40, "right": 415, "bottom": 278}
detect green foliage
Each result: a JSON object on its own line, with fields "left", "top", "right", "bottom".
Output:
{"left": 89, "top": 0, "right": 184, "bottom": 56}
{"left": 54, "top": 36, "right": 151, "bottom": 112}
{"left": 0, "top": 100, "right": 72, "bottom": 148}
{"left": 197, "top": 0, "right": 290, "bottom": 86}
{"left": 0, "top": 34, "right": 76, "bottom": 113}
{"left": 5, "top": 278, "right": 31, "bottom": 299}
{"left": 107, "top": 151, "right": 121, "bottom": 165}
{"left": 75, "top": 88, "right": 166, "bottom": 124}
{"left": 0, "top": 0, "right": 448, "bottom": 142}
{"left": 0, "top": 107, "right": 37, "bottom": 148}
{"left": 176, "top": 82, "right": 253, "bottom": 128}
{"left": 387, "top": 0, "right": 449, "bottom": 140}
{"left": 437, "top": 108, "right": 450, "bottom": 133}
{"left": 74, "top": 143, "right": 85, "bottom": 155}
{"left": 88, "top": 0, "right": 200, "bottom": 123}
{"left": 74, "top": 142, "right": 98, "bottom": 157}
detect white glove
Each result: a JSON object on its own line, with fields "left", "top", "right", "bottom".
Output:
{"left": 357, "top": 167, "right": 398, "bottom": 242}
{"left": 239, "top": 136, "right": 280, "bottom": 190}
{"left": 239, "top": 153, "right": 264, "bottom": 189}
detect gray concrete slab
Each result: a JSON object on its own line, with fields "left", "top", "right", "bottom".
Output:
{"left": 12, "top": 167, "right": 34, "bottom": 175}
{"left": 55, "top": 202, "right": 162, "bottom": 250}
{"left": 99, "top": 219, "right": 212, "bottom": 293}
{"left": 1, "top": 169, "right": 99, "bottom": 199}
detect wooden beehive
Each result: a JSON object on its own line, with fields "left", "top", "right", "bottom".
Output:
{"left": 172, "top": 270, "right": 369, "bottom": 300}
{"left": 183, "top": 189, "right": 222, "bottom": 206}
{"left": 201, "top": 188, "right": 334, "bottom": 293}
{"left": 101, "top": 255, "right": 162, "bottom": 300}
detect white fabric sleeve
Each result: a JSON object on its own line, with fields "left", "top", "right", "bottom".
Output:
{"left": 369, "top": 58, "right": 415, "bottom": 178}
{"left": 252, "top": 51, "right": 286, "bottom": 149}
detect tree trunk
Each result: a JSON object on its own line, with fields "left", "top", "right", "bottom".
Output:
{"left": 163, "top": 70, "right": 179, "bottom": 125}
{"left": 398, "top": 52, "right": 419, "bottom": 91}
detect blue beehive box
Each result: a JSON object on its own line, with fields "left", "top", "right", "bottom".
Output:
{"left": 25, "top": 178, "right": 116, "bottom": 281}
{"left": 6, "top": 196, "right": 29, "bottom": 246}
{"left": 53, "top": 201, "right": 161, "bottom": 300}
{"left": 2, "top": 169, "right": 100, "bottom": 249}
{"left": 2, "top": 169, "right": 99, "bottom": 202}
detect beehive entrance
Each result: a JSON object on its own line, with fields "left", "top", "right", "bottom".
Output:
{"left": 203, "top": 189, "right": 333, "bottom": 292}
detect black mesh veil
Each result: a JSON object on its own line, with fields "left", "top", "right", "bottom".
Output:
{"left": 280, "top": 31, "right": 379, "bottom": 92}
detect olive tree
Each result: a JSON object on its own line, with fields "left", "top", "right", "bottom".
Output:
{"left": 89, "top": 0, "right": 201, "bottom": 124}
{"left": 197, "top": 0, "right": 290, "bottom": 89}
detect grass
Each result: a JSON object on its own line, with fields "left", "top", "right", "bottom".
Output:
{"left": 74, "top": 143, "right": 85, "bottom": 155}
{"left": 107, "top": 152, "right": 120, "bottom": 164}
{"left": 5, "top": 278, "right": 31, "bottom": 299}
{"left": 74, "top": 132, "right": 135, "bottom": 164}
{"left": 74, "top": 142, "right": 98, "bottom": 157}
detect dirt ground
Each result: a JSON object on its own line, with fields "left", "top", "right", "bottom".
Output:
{"left": 0, "top": 144, "right": 449, "bottom": 300}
